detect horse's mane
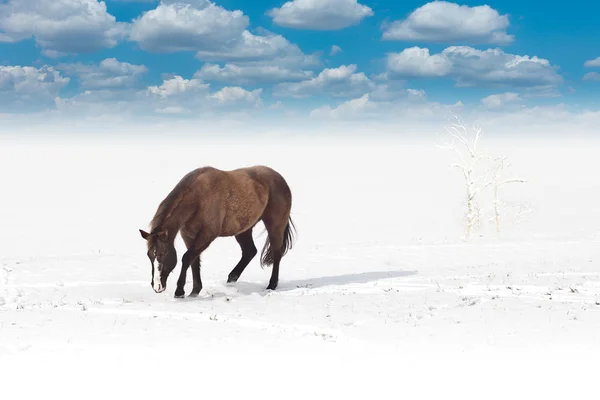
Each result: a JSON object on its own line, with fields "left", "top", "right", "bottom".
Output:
{"left": 149, "top": 168, "right": 209, "bottom": 233}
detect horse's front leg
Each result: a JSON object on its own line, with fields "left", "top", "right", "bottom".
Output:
{"left": 175, "top": 233, "right": 215, "bottom": 298}
{"left": 174, "top": 251, "right": 193, "bottom": 298}
{"left": 188, "top": 256, "right": 202, "bottom": 297}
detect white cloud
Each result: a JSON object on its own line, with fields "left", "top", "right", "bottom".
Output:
{"left": 0, "top": 65, "right": 69, "bottom": 94}
{"left": 0, "top": 65, "right": 69, "bottom": 111}
{"left": 195, "top": 63, "right": 313, "bottom": 84}
{"left": 310, "top": 94, "right": 377, "bottom": 119}
{"left": 407, "top": 89, "right": 426, "bottom": 99}
{"left": 267, "top": 0, "right": 373, "bottom": 30}
{"left": 0, "top": 0, "right": 126, "bottom": 56}
{"left": 481, "top": 92, "right": 522, "bottom": 110}
{"left": 195, "top": 30, "right": 319, "bottom": 68}
{"left": 584, "top": 57, "right": 600, "bottom": 68}
{"left": 387, "top": 47, "right": 452, "bottom": 78}
{"left": 128, "top": 3, "right": 319, "bottom": 76}
{"left": 210, "top": 87, "right": 263, "bottom": 107}
{"left": 147, "top": 76, "right": 209, "bottom": 98}
{"left": 367, "top": 81, "right": 425, "bottom": 102}
{"left": 129, "top": 0, "right": 249, "bottom": 53}
{"left": 155, "top": 106, "right": 188, "bottom": 115}
{"left": 273, "top": 64, "right": 375, "bottom": 98}
{"left": 309, "top": 92, "right": 458, "bottom": 122}
{"left": 55, "top": 74, "right": 262, "bottom": 117}
{"left": 58, "top": 58, "right": 148, "bottom": 89}
{"left": 192, "top": 30, "right": 319, "bottom": 86}
{"left": 330, "top": 45, "right": 343, "bottom": 56}
{"left": 382, "top": 1, "right": 513, "bottom": 45}
{"left": 54, "top": 89, "right": 143, "bottom": 119}
{"left": 269, "top": 101, "right": 283, "bottom": 110}
{"left": 583, "top": 72, "right": 600, "bottom": 82}
{"left": 386, "top": 46, "right": 563, "bottom": 89}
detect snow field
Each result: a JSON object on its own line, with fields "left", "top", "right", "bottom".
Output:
{"left": 1, "top": 134, "right": 600, "bottom": 398}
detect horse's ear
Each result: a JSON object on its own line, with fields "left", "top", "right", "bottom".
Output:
{"left": 139, "top": 229, "right": 151, "bottom": 240}
{"left": 157, "top": 229, "right": 169, "bottom": 241}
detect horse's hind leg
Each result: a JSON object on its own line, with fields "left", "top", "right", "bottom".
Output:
{"left": 263, "top": 218, "right": 289, "bottom": 291}
{"left": 227, "top": 228, "right": 257, "bottom": 284}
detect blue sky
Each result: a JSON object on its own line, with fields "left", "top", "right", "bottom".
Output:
{"left": 1, "top": 0, "right": 599, "bottom": 124}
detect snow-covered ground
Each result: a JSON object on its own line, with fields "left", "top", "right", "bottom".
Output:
{"left": 1, "top": 132, "right": 599, "bottom": 398}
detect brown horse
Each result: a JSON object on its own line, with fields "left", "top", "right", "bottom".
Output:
{"left": 139, "top": 165, "right": 296, "bottom": 298}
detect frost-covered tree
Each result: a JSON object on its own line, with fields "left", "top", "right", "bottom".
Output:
{"left": 435, "top": 113, "right": 532, "bottom": 238}
{"left": 435, "top": 114, "right": 493, "bottom": 238}
{"left": 488, "top": 155, "right": 530, "bottom": 232}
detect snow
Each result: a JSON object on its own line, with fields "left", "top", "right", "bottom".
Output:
{"left": 1, "top": 132, "right": 599, "bottom": 398}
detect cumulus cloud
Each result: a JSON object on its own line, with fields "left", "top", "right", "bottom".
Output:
{"left": 195, "top": 30, "right": 319, "bottom": 68}
{"left": 382, "top": 1, "right": 513, "bottom": 45}
{"left": 386, "top": 46, "right": 563, "bottom": 89}
{"left": 267, "top": 0, "right": 373, "bottom": 30}
{"left": 54, "top": 89, "right": 143, "bottom": 119}
{"left": 192, "top": 30, "right": 319, "bottom": 85}
{"left": 195, "top": 63, "right": 313, "bottom": 84}
{"left": 365, "top": 80, "right": 426, "bottom": 102}
{"left": 129, "top": 0, "right": 249, "bottom": 53}
{"left": 0, "top": 0, "right": 127, "bottom": 56}
{"left": 386, "top": 47, "right": 452, "bottom": 78}
{"left": 310, "top": 94, "right": 377, "bottom": 119}
{"left": 128, "top": 3, "right": 319, "bottom": 80}
{"left": 583, "top": 72, "right": 600, "bottom": 82}
{"left": 55, "top": 73, "right": 263, "bottom": 117}
{"left": 273, "top": 64, "right": 375, "bottom": 98}
{"left": 309, "top": 91, "right": 457, "bottom": 122}
{"left": 406, "top": 89, "right": 426, "bottom": 99}
{"left": 0, "top": 65, "right": 69, "bottom": 111}
{"left": 58, "top": 58, "right": 148, "bottom": 89}
{"left": 0, "top": 65, "right": 69, "bottom": 95}
{"left": 584, "top": 57, "right": 600, "bottom": 68}
{"left": 147, "top": 76, "right": 209, "bottom": 98}
{"left": 330, "top": 45, "right": 343, "bottom": 56}
{"left": 481, "top": 92, "right": 522, "bottom": 110}
{"left": 210, "top": 87, "right": 263, "bottom": 108}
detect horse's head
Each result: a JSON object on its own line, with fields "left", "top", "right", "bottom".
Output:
{"left": 139, "top": 229, "right": 177, "bottom": 293}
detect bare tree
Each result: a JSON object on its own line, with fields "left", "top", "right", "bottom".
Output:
{"left": 489, "top": 155, "right": 529, "bottom": 232}
{"left": 435, "top": 114, "right": 493, "bottom": 238}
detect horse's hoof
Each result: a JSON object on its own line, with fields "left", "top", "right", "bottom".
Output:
{"left": 227, "top": 274, "right": 239, "bottom": 284}
{"left": 174, "top": 291, "right": 185, "bottom": 298}
{"left": 266, "top": 284, "right": 277, "bottom": 291}
{"left": 188, "top": 292, "right": 199, "bottom": 298}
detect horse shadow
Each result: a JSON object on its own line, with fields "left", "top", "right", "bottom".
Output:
{"left": 279, "top": 270, "right": 418, "bottom": 291}
{"left": 202, "top": 269, "right": 419, "bottom": 298}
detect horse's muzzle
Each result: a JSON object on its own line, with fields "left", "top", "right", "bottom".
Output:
{"left": 152, "top": 283, "right": 166, "bottom": 293}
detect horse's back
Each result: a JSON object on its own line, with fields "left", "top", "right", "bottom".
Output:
{"left": 234, "top": 165, "right": 292, "bottom": 216}
{"left": 232, "top": 165, "right": 290, "bottom": 193}
{"left": 185, "top": 165, "right": 289, "bottom": 203}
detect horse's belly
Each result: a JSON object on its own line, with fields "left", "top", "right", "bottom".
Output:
{"left": 219, "top": 216, "right": 261, "bottom": 237}
{"left": 220, "top": 189, "right": 267, "bottom": 236}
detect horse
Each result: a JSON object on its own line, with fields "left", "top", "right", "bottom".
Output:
{"left": 139, "top": 165, "right": 296, "bottom": 298}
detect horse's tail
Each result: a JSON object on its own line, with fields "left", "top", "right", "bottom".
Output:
{"left": 260, "top": 217, "right": 296, "bottom": 268}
